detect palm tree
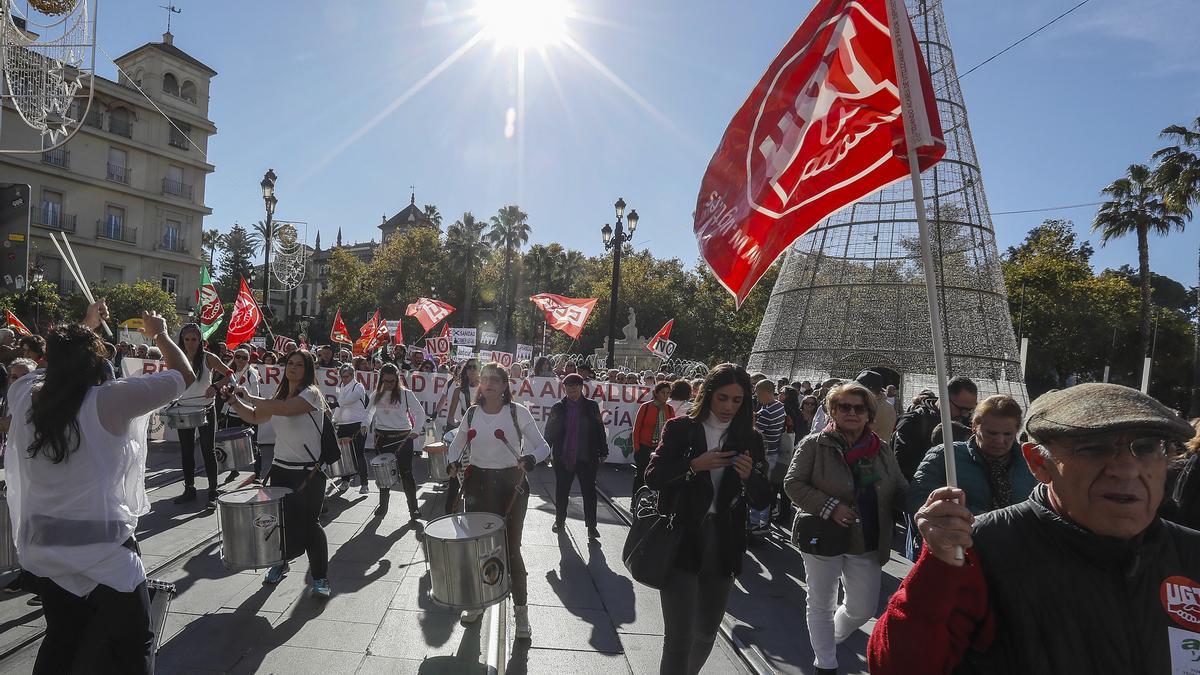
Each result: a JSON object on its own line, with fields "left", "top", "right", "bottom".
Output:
{"left": 1092, "top": 163, "right": 1191, "bottom": 360}
{"left": 1153, "top": 117, "right": 1200, "bottom": 412}
{"left": 445, "top": 212, "right": 490, "bottom": 326}
{"left": 557, "top": 249, "right": 585, "bottom": 294}
{"left": 487, "top": 205, "right": 531, "bottom": 348}
{"left": 202, "top": 228, "right": 223, "bottom": 268}
{"left": 523, "top": 244, "right": 555, "bottom": 344}
{"left": 423, "top": 204, "right": 443, "bottom": 230}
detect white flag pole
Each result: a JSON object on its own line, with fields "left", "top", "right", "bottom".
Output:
{"left": 884, "top": 0, "right": 962, "bottom": 558}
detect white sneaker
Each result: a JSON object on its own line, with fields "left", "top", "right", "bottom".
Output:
{"left": 460, "top": 608, "right": 485, "bottom": 625}
{"left": 514, "top": 605, "right": 531, "bottom": 640}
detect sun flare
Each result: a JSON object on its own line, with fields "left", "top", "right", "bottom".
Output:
{"left": 475, "top": 0, "right": 570, "bottom": 49}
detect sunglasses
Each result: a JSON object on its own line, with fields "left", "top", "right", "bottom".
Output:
{"left": 835, "top": 402, "right": 867, "bottom": 415}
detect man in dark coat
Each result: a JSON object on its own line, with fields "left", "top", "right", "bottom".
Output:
{"left": 870, "top": 383, "right": 1200, "bottom": 674}
{"left": 544, "top": 373, "right": 608, "bottom": 539}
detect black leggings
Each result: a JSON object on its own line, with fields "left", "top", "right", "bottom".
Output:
{"left": 337, "top": 422, "right": 369, "bottom": 483}
{"left": 633, "top": 443, "right": 654, "bottom": 495}
{"left": 376, "top": 432, "right": 419, "bottom": 514}
{"left": 554, "top": 459, "right": 598, "bottom": 528}
{"left": 463, "top": 466, "right": 529, "bottom": 605}
{"left": 36, "top": 577, "right": 153, "bottom": 675}
{"left": 179, "top": 407, "right": 217, "bottom": 493}
{"left": 659, "top": 518, "right": 734, "bottom": 674}
{"left": 269, "top": 465, "right": 329, "bottom": 579}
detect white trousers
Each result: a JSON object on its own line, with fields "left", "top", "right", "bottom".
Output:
{"left": 800, "top": 551, "right": 882, "bottom": 669}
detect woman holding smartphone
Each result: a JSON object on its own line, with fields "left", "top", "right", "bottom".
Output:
{"left": 644, "top": 363, "right": 771, "bottom": 674}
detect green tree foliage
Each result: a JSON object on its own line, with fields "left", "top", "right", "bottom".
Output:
{"left": 94, "top": 280, "right": 181, "bottom": 332}
{"left": 319, "top": 248, "right": 373, "bottom": 331}
{"left": 487, "top": 205, "right": 530, "bottom": 348}
{"left": 368, "top": 227, "right": 448, "bottom": 340}
{"left": 216, "top": 223, "right": 260, "bottom": 302}
{"left": 202, "top": 228, "right": 222, "bottom": 269}
{"left": 0, "top": 280, "right": 75, "bottom": 333}
{"left": 444, "top": 212, "right": 490, "bottom": 326}
{"left": 423, "top": 204, "right": 443, "bottom": 229}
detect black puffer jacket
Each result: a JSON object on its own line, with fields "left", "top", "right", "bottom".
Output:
{"left": 962, "top": 484, "right": 1200, "bottom": 674}
{"left": 892, "top": 400, "right": 940, "bottom": 481}
{"left": 1163, "top": 453, "right": 1200, "bottom": 531}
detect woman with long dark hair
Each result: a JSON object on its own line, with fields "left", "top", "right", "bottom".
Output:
{"left": 226, "top": 349, "right": 334, "bottom": 598}
{"left": 446, "top": 362, "right": 549, "bottom": 642}
{"left": 644, "top": 363, "right": 771, "bottom": 674}
{"left": 172, "top": 323, "right": 233, "bottom": 508}
{"left": 8, "top": 304, "right": 196, "bottom": 673}
{"left": 366, "top": 363, "right": 426, "bottom": 520}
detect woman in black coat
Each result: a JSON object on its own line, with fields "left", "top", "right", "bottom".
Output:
{"left": 644, "top": 363, "right": 771, "bottom": 675}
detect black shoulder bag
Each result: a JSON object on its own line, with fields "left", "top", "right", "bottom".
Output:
{"left": 622, "top": 485, "right": 684, "bottom": 590}
{"left": 307, "top": 407, "right": 342, "bottom": 466}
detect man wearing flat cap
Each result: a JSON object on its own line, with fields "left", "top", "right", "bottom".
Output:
{"left": 869, "top": 383, "right": 1200, "bottom": 674}
{"left": 544, "top": 373, "right": 608, "bottom": 539}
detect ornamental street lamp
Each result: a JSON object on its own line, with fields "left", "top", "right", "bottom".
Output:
{"left": 601, "top": 197, "right": 639, "bottom": 369}
{"left": 30, "top": 255, "right": 45, "bottom": 332}
{"left": 260, "top": 169, "right": 278, "bottom": 318}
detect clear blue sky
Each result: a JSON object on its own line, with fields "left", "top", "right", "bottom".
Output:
{"left": 98, "top": 0, "right": 1200, "bottom": 285}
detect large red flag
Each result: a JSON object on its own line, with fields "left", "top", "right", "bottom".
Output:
{"left": 530, "top": 293, "right": 597, "bottom": 340}
{"left": 5, "top": 310, "right": 32, "bottom": 337}
{"left": 693, "top": 0, "right": 944, "bottom": 306}
{"left": 226, "top": 277, "right": 262, "bottom": 349}
{"left": 405, "top": 298, "right": 455, "bottom": 333}
{"left": 330, "top": 309, "right": 352, "bottom": 345}
{"left": 646, "top": 319, "right": 677, "bottom": 359}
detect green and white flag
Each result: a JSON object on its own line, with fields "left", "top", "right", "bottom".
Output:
{"left": 196, "top": 267, "right": 223, "bottom": 339}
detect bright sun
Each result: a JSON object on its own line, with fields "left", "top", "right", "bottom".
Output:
{"left": 475, "top": 0, "right": 570, "bottom": 49}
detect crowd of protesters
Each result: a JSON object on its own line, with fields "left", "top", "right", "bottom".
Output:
{"left": 3, "top": 310, "right": 1200, "bottom": 674}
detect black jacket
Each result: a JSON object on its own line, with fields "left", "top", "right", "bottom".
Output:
{"left": 892, "top": 401, "right": 940, "bottom": 481}
{"left": 963, "top": 484, "right": 1200, "bottom": 674}
{"left": 644, "top": 416, "right": 771, "bottom": 577}
{"left": 544, "top": 396, "right": 607, "bottom": 463}
{"left": 1163, "top": 453, "right": 1200, "bottom": 531}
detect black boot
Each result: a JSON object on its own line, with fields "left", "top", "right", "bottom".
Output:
{"left": 374, "top": 488, "right": 390, "bottom": 516}
{"left": 173, "top": 486, "right": 197, "bottom": 504}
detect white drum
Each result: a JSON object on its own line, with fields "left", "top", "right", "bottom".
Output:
{"left": 161, "top": 404, "right": 209, "bottom": 430}
{"left": 424, "top": 442, "right": 450, "bottom": 482}
{"left": 217, "top": 487, "right": 291, "bottom": 570}
{"left": 370, "top": 453, "right": 399, "bottom": 489}
{"left": 423, "top": 513, "right": 510, "bottom": 611}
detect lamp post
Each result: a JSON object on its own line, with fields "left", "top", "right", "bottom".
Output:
{"left": 30, "top": 256, "right": 45, "bottom": 332}
{"left": 260, "top": 169, "right": 278, "bottom": 319}
{"left": 601, "top": 197, "right": 639, "bottom": 369}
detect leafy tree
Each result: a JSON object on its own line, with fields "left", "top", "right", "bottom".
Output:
{"left": 444, "top": 212, "right": 490, "bottom": 327}
{"left": 319, "top": 247, "right": 373, "bottom": 331}
{"left": 202, "top": 228, "right": 222, "bottom": 269}
{"left": 367, "top": 227, "right": 448, "bottom": 340}
{"left": 487, "top": 205, "right": 530, "bottom": 349}
{"left": 94, "top": 280, "right": 181, "bottom": 333}
{"left": 1091, "top": 164, "right": 1190, "bottom": 360}
{"left": 216, "top": 223, "right": 259, "bottom": 302}
{"left": 0, "top": 280, "right": 74, "bottom": 333}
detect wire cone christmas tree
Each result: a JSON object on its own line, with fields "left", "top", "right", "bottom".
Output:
{"left": 747, "top": 0, "right": 1026, "bottom": 403}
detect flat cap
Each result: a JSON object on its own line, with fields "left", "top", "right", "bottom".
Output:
{"left": 1024, "top": 383, "right": 1194, "bottom": 442}
{"left": 855, "top": 369, "right": 883, "bottom": 392}
{"left": 562, "top": 373, "right": 584, "bottom": 386}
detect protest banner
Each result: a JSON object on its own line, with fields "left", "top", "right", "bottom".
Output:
{"left": 515, "top": 344, "right": 533, "bottom": 361}
{"left": 451, "top": 328, "right": 477, "bottom": 346}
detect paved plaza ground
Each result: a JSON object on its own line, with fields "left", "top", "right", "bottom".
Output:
{"left": 0, "top": 441, "right": 914, "bottom": 674}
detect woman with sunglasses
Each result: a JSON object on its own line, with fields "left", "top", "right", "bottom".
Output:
{"left": 366, "top": 363, "right": 425, "bottom": 521}
{"left": 226, "top": 349, "right": 334, "bottom": 598}
{"left": 446, "top": 362, "right": 549, "bottom": 641}
{"left": 644, "top": 363, "right": 771, "bottom": 674}
{"left": 220, "top": 347, "right": 262, "bottom": 486}
{"left": 784, "top": 381, "right": 907, "bottom": 675}
{"left": 172, "top": 323, "right": 234, "bottom": 509}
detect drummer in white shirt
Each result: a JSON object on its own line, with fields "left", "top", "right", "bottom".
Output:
{"left": 220, "top": 347, "right": 262, "bottom": 486}
{"left": 7, "top": 304, "right": 196, "bottom": 674}
{"left": 226, "top": 349, "right": 334, "bottom": 599}
{"left": 332, "top": 364, "right": 369, "bottom": 494}
{"left": 365, "top": 363, "right": 425, "bottom": 520}
{"left": 446, "top": 362, "right": 550, "bottom": 641}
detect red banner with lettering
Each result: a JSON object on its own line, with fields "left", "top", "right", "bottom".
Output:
{"left": 225, "top": 277, "right": 262, "bottom": 349}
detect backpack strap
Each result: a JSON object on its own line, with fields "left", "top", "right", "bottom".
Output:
{"left": 461, "top": 405, "right": 477, "bottom": 467}
{"left": 508, "top": 403, "right": 524, "bottom": 450}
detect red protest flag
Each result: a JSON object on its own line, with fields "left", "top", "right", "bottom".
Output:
{"left": 439, "top": 323, "right": 451, "bottom": 339}
{"left": 693, "top": 0, "right": 945, "bottom": 306}
{"left": 646, "top": 319, "right": 676, "bottom": 359}
{"left": 330, "top": 309, "right": 352, "bottom": 345}
{"left": 391, "top": 319, "right": 404, "bottom": 345}
{"left": 530, "top": 293, "right": 597, "bottom": 340}
{"left": 226, "top": 277, "right": 262, "bottom": 349}
{"left": 353, "top": 309, "right": 380, "bottom": 356}
{"left": 5, "top": 310, "right": 32, "bottom": 337}
{"left": 405, "top": 298, "right": 455, "bottom": 333}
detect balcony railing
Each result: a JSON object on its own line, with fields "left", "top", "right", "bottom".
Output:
{"left": 41, "top": 147, "right": 69, "bottom": 168}
{"left": 106, "top": 163, "right": 131, "bottom": 184}
{"left": 159, "top": 234, "right": 188, "bottom": 253}
{"left": 109, "top": 117, "right": 133, "bottom": 138}
{"left": 161, "top": 178, "right": 193, "bottom": 199}
{"left": 32, "top": 209, "right": 76, "bottom": 233}
{"left": 168, "top": 127, "right": 190, "bottom": 150}
{"left": 97, "top": 220, "right": 137, "bottom": 244}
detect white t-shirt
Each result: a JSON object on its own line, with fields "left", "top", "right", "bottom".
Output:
{"left": 446, "top": 403, "right": 550, "bottom": 469}
{"left": 7, "top": 369, "right": 185, "bottom": 596}
{"left": 270, "top": 387, "right": 324, "bottom": 466}
{"left": 334, "top": 380, "right": 368, "bottom": 425}
{"left": 366, "top": 389, "right": 424, "bottom": 432}
{"left": 179, "top": 354, "right": 212, "bottom": 404}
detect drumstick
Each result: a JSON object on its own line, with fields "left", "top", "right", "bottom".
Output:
{"left": 495, "top": 428, "right": 529, "bottom": 514}
{"left": 50, "top": 232, "right": 113, "bottom": 337}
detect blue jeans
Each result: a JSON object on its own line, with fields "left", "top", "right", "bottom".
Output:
{"left": 748, "top": 450, "right": 779, "bottom": 526}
